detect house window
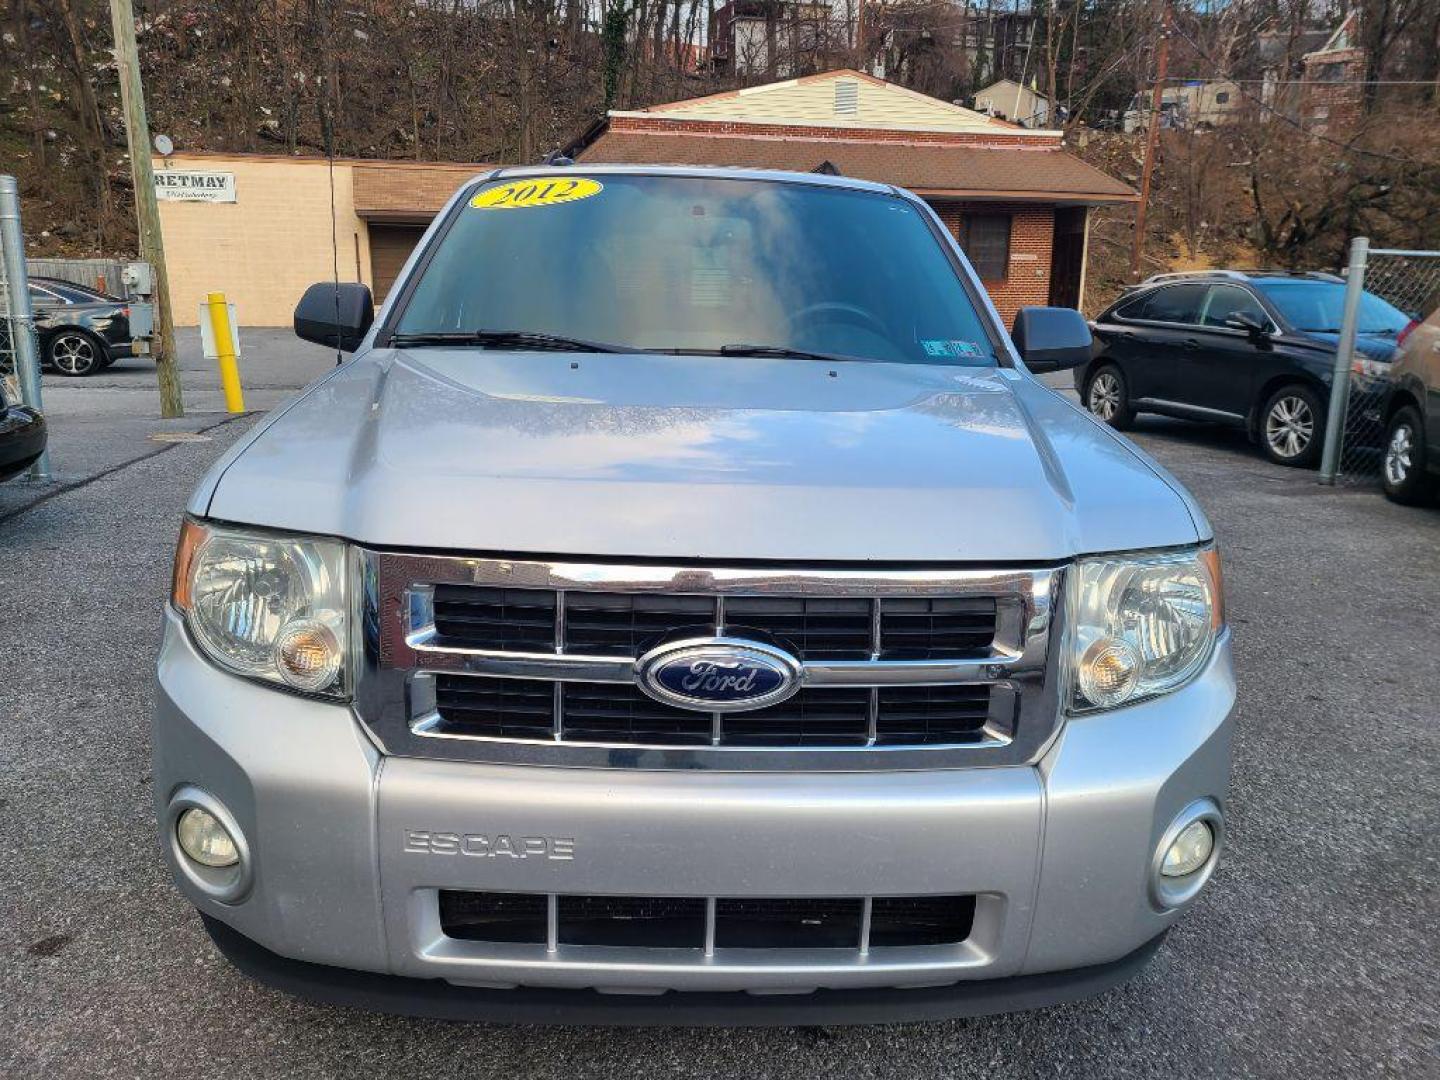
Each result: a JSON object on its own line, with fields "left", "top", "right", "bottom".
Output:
{"left": 959, "top": 214, "right": 1012, "bottom": 281}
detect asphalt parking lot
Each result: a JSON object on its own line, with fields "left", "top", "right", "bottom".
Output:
{"left": 1, "top": 341, "right": 1436, "bottom": 1079}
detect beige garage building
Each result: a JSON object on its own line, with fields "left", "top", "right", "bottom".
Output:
{"left": 154, "top": 152, "right": 489, "bottom": 326}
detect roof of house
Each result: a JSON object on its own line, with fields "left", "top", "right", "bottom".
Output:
{"left": 609, "top": 68, "right": 1058, "bottom": 137}
{"left": 974, "top": 79, "right": 1052, "bottom": 103}
{"left": 352, "top": 162, "right": 495, "bottom": 219}
{"left": 579, "top": 130, "right": 1137, "bottom": 203}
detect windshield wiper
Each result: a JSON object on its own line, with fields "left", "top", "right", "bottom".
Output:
{"left": 390, "top": 329, "right": 630, "bottom": 353}
{"left": 713, "top": 343, "right": 872, "bottom": 364}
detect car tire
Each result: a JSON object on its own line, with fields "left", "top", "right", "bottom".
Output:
{"left": 46, "top": 331, "right": 106, "bottom": 377}
{"left": 1381, "top": 405, "right": 1435, "bottom": 505}
{"left": 1259, "top": 384, "right": 1323, "bottom": 468}
{"left": 1084, "top": 364, "right": 1135, "bottom": 430}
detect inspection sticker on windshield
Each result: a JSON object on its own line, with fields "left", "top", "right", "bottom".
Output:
{"left": 922, "top": 339, "right": 985, "bottom": 358}
{"left": 471, "top": 177, "right": 603, "bottom": 210}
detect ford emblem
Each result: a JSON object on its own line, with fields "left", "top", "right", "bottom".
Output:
{"left": 636, "top": 638, "right": 801, "bottom": 713}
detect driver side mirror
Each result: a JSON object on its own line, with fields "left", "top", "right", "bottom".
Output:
{"left": 294, "top": 282, "right": 374, "bottom": 352}
{"left": 1011, "top": 306, "right": 1092, "bottom": 373}
{"left": 1225, "top": 311, "right": 1267, "bottom": 338}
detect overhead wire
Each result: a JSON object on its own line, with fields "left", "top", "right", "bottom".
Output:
{"left": 1164, "top": 20, "right": 1423, "bottom": 166}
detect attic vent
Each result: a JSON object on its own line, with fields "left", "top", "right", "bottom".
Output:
{"left": 834, "top": 79, "right": 859, "bottom": 116}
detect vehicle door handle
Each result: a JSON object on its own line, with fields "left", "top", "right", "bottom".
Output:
{"left": 1181, "top": 338, "right": 1200, "bottom": 350}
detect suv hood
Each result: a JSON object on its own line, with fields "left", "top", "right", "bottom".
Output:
{"left": 201, "top": 350, "right": 1206, "bottom": 562}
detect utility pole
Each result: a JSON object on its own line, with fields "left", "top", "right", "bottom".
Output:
{"left": 1130, "top": 0, "right": 1169, "bottom": 282}
{"left": 108, "top": 0, "right": 184, "bottom": 417}
{"left": 856, "top": 0, "right": 866, "bottom": 68}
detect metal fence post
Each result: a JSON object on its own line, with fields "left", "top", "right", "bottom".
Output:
{"left": 1318, "top": 236, "right": 1368, "bottom": 485}
{"left": 0, "top": 174, "right": 51, "bottom": 483}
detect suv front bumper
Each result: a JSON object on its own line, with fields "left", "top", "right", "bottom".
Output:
{"left": 154, "top": 608, "right": 1235, "bottom": 1020}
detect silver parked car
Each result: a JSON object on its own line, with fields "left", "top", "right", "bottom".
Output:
{"left": 156, "top": 166, "right": 1234, "bottom": 1024}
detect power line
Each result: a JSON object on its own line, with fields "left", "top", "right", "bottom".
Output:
{"left": 1164, "top": 77, "right": 1440, "bottom": 86}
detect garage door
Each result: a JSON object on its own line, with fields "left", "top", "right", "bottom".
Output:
{"left": 369, "top": 224, "right": 427, "bottom": 303}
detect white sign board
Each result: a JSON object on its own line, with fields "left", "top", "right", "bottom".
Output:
{"left": 155, "top": 171, "right": 236, "bottom": 203}
{"left": 198, "top": 303, "right": 242, "bottom": 359}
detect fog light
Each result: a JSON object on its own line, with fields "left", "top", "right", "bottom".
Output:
{"left": 176, "top": 807, "right": 239, "bottom": 868}
{"left": 1161, "top": 819, "right": 1214, "bottom": 878}
{"left": 1077, "top": 637, "right": 1141, "bottom": 708}
{"left": 275, "top": 619, "right": 341, "bottom": 692}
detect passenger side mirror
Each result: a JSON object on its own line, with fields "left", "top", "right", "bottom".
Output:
{"left": 1225, "top": 311, "right": 1266, "bottom": 337}
{"left": 1010, "top": 307, "right": 1092, "bottom": 373}
{"left": 294, "top": 282, "right": 374, "bottom": 352}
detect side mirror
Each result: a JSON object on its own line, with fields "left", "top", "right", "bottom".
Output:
{"left": 1011, "top": 306, "right": 1092, "bottom": 373}
{"left": 1225, "top": 312, "right": 1266, "bottom": 337}
{"left": 294, "top": 282, "right": 374, "bottom": 352}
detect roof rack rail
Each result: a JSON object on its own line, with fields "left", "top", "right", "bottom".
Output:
{"left": 1138, "top": 270, "right": 1251, "bottom": 285}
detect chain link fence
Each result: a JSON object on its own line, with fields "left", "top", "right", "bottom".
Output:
{"left": 0, "top": 244, "right": 23, "bottom": 392}
{"left": 1320, "top": 242, "right": 1440, "bottom": 485}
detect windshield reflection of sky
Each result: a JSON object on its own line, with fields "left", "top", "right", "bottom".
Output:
{"left": 397, "top": 175, "right": 999, "bottom": 366}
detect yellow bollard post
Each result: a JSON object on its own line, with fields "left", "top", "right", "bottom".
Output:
{"left": 206, "top": 291, "right": 245, "bottom": 413}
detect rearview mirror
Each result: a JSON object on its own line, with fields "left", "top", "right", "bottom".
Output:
{"left": 1011, "top": 307, "right": 1092, "bottom": 373}
{"left": 294, "top": 282, "right": 374, "bottom": 352}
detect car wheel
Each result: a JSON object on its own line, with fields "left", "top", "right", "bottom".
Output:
{"left": 47, "top": 331, "right": 105, "bottom": 377}
{"left": 1260, "top": 385, "right": 1323, "bottom": 468}
{"left": 1085, "top": 364, "right": 1135, "bottom": 429}
{"left": 1381, "top": 405, "right": 1436, "bottom": 505}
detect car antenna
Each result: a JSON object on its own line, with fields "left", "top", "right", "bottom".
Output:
{"left": 322, "top": 17, "right": 342, "bottom": 367}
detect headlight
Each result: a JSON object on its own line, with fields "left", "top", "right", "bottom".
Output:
{"left": 1067, "top": 545, "right": 1223, "bottom": 713}
{"left": 170, "top": 518, "right": 350, "bottom": 698}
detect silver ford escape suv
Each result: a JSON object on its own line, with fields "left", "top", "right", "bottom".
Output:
{"left": 155, "top": 166, "right": 1233, "bottom": 1025}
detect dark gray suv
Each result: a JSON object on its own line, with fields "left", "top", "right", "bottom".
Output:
{"left": 1078, "top": 270, "right": 1410, "bottom": 468}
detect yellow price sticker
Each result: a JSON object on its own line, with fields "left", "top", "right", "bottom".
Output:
{"left": 471, "top": 177, "right": 603, "bottom": 210}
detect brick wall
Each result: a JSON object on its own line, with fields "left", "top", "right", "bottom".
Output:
{"left": 1300, "top": 48, "right": 1366, "bottom": 136}
{"left": 927, "top": 200, "right": 1054, "bottom": 327}
{"left": 610, "top": 114, "right": 1062, "bottom": 148}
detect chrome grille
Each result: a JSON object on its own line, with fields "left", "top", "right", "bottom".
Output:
{"left": 425, "top": 585, "right": 996, "bottom": 662}
{"left": 356, "top": 552, "right": 1063, "bottom": 770}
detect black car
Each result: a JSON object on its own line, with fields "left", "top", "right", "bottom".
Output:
{"left": 21, "top": 276, "right": 144, "bottom": 377}
{"left": 0, "top": 376, "right": 46, "bottom": 482}
{"left": 1075, "top": 270, "right": 1412, "bottom": 467}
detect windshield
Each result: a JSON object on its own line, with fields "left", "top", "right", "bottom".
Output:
{"left": 1256, "top": 280, "right": 1411, "bottom": 335}
{"left": 392, "top": 173, "right": 999, "bottom": 366}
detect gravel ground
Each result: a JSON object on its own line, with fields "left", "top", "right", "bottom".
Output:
{"left": 0, "top": 374, "right": 1436, "bottom": 1079}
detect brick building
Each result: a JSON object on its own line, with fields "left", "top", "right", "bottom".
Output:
{"left": 1299, "top": 13, "right": 1366, "bottom": 137}
{"left": 567, "top": 70, "right": 1136, "bottom": 322}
